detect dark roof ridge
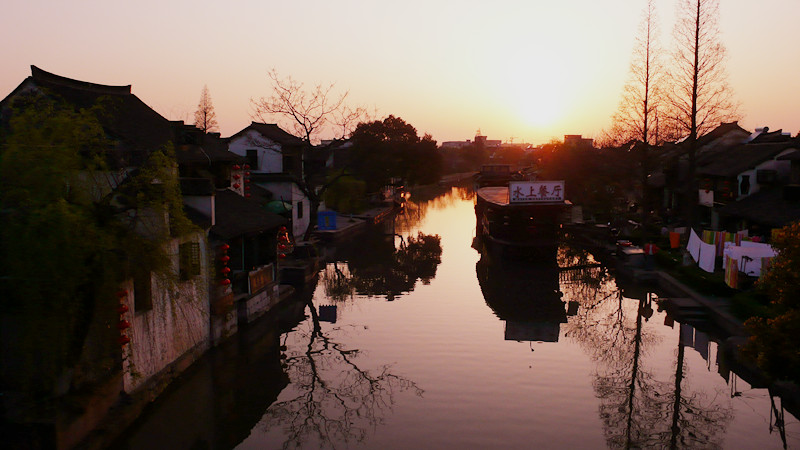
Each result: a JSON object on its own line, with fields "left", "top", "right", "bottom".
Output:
{"left": 31, "top": 65, "right": 132, "bottom": 95}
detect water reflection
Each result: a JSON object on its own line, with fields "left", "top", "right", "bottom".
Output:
{"left": 475, "top": 246, "right": 566, "bottom": 342}
{"left": 323, "top": 227, "right": 443, "bottom": 301}
{"left": 561, "top": 261, "right": 734, "bottom": 448}
{"left": 261, "top": 286, "right": 423, "bottom": 449}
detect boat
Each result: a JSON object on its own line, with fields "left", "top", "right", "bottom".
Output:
{"left": 474, "top": 180, "right": 571, "bottom": 259}
{"left": 473, "top": 164, "right": 515, "bottom": 188}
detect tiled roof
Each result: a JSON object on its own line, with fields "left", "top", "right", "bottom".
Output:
{"left": 230, "top": 122, "right": 304, "bottom": 147}
{"left": 717, "top": 187, "right": 800, "bottom": 228}
{"left": 210, "top": 189, "right": 286, "bottom": 239}
{"left": 17, "top": 66, "right": 175, "bottom": 168}
{"left": 698, "top": 141, "right": 799, "bottom": 178}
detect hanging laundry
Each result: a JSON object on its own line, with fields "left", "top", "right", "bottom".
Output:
{"left": 699, "top": 239, "right": 716, "bottom": 273}
{"left": 725, "top": 256, "right": 739, "bottom": 289}
{"left": 688, "top": 229, "right": 702, "bottom": 263}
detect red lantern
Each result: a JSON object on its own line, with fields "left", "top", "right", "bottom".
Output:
{"left": 116, "top": 289, "right": 128, "bottom": 297}
{"left": 233, "top": 183, "right": 240, "bottom": 189}
{"left": 243, "top": 164, "right": 250, "bottom": 169}
{"left": 245, "top": 193, "right": 251, "bottom": 198}
{"left": 233, "top": 174, "right": 241, "bottom": 180}
{"left": 220, "top": 278, "right": 232, "bottom": 286}
{"left": 118, "top": 320, "right": 131, "bottom": 330}
{"left": 244, "top": 178, "right": 251, "bottom": 184}
{"left": 279, "top": 226, "right": 287, "bottom": 233}
{"left": 118, "top": 304, "right": 129, "bottom": 314}
{"left": 232, "top": 164, "right": 241, "bottom": 170}
{"left": 119, "top": 335, "right": 131, "bottom": 345}
{"left": 219, "top": 244, "right": 230, "bottom": 252}
{"left": 245, "top": 186, "right": 251, "bottom": 191}
{"left": 221, "top": 267, "right": 231, "bottom": 274}
{"left": 279, "top": 253, "right": 287, "bottom": 259}
{"left": 245, "top": 171, "right": 251, "bottom": 176}
{"left": 220, "top": 255, "right": 230, "bottom": 263}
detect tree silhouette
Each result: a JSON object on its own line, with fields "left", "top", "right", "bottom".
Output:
{"left": 562, "top": 270, "right": 734, "bottom": 448}
{"left": 666, "top": 0, "right": 740, "bottom": 225}
{"left": 606, "top": 0, "right": 664, "bottom": 148}
{"left": 261, "top": 299, "right": 423, "bottom": 449}
{"left": 250, "top": 70, "right": 369, "bottom": 239}
{"left": 193, "top": 84, "right": 218, "bottom": 133}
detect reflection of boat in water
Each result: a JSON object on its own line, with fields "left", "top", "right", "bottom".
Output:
{"left": 475, "top": 180, "right": 571, "bottom": 259}
{"left": 475, "top": 249, "right": 567, "bottom": 342}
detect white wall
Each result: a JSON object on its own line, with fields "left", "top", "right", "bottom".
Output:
{"left": 228, "top": 130, "right": 283, "bottom": 173}
{"left": 120, "top": 232, "right": 211, "bottom": 393}
{"left": 292, "top": 183, "right": 310, "bottom": 239}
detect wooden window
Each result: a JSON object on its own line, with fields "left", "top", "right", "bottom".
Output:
{"left": 246, "top": 149, "right": 258, "bottom": 170}
{"left": 134, "top": 270, "right": 152, "bottom": 312}
{"left": 179, "top": 242, "right": 201, "bottom": 280}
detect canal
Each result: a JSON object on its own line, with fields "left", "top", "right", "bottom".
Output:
{"left": 120, "top": 185, "right": 799, "bottom": 449}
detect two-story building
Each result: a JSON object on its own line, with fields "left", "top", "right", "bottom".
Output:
{"left": 228, "top": 122, "right": 312, "bottom": 240}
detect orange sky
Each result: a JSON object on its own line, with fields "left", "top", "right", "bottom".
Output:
{"left": 1, "top": 0, "right": 797, "bottom": 145}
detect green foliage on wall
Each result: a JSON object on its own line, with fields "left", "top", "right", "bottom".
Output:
{"left": 0, "top": 93, "right": 195, "bottom": 396}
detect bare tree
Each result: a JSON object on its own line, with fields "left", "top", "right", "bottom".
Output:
{"left": 252, "top": 69, "right": 355, "bottom": 144}
{"left": 607, "top": 0, "right": 663, "bottom": 148}
{"left": 251, "top": 70, "right": 369, "bottom": 240}
{"left": 605, "top": 0, "right": 664, "bottom": 235}
{"left": 666, "top": 0, "right": 740, "bottom": 225}
{"left": 193, "top": 84, "right": 219, "bottom": 133}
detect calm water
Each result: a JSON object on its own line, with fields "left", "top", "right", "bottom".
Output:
{"left": 122, "top": 186, "right": 799, "bottom": 449}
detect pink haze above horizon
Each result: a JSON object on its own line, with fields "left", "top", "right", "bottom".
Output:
{"left": 1, "top": 0, "right": 798, "bottom": 145}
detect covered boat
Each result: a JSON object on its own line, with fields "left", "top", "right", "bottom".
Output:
{"left": 475, "top": 180, "right": 571, "bottom": 258}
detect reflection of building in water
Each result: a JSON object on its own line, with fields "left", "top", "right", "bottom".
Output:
{"left": 476, "top": 251, "right": 566, "bottom": 342}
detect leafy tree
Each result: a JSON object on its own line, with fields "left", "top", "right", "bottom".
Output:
{"left": 349, "top": 115, "right": 443, "bottom": 192}
{"left": 665, "top": 0, "right": 739, "bottom": 225}
{"left": 194, "top": 84, "right": 219, "bottom": 133}
{"left": 743, "top": 221, "right": 800, "bottom": 383}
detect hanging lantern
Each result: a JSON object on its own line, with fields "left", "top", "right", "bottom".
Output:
{"left": 243, "top": 164, "right": 250, "bottom": 169}
{"left": 116, "top": 289, "right": 128, "bottom": 297}
{"left": 118, "top": 320, "right": 131, "bottom": 330}
{"left": 119, "top": 335, "right": 131, "bottom": 346}
{"left": 221, "top": 267, "right": 231, "bottom": 274}
{"left": 233, "top": 174, "right": 241, "bottom": 180}
{"left": 232, "top": 164, "right": 241, "bottom": 170}
{"left": 245, "top": 171, "right": 251, "bottom": 176}
{"left": 244, "top": 178, "right": 251, "bottom": 184}
{"left": 245, "top": 193, "right": 251, "bottom": 198}
{"left": 220, "top": 278, "right": 232, "bottom": 286}
{"left": 279, "top": 253, "right": 287, "bottom": 259}
{"left": 233, "top": 183, "right": 240, "bottom": 189}
{"left": 118, "top": 304, "right": 129, "bottom": 314}
{"left": 220, "top": 255, "right": 230, "bottom": 263}
{"left": 219, "top": 243, "right": 230, "bottom": 252}
{"left": 245, "top": 186, "right": 251, "bottom": 191}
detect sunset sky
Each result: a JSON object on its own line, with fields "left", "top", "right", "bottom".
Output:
{"left": 2, "top": 0, "right": 798, "bottom": 145}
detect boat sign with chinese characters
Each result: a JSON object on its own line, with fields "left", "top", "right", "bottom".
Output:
{"left": 509, "top": 181, "right": 565, "bottom": 203}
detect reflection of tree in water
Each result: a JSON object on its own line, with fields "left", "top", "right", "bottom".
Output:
{"left": 325, "top": 231, "right": 442, "bottom": 301}
{"left": 395, "top": 185, "right": 474, "bottom": 233}
{"left": 562, "top": 256, "right": 733, "bottom": 448}
{"left": 262, "top": 298, "right": 423, "bottom": 449}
